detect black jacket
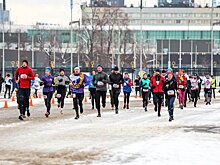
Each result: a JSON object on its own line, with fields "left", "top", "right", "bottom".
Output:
{"left": 109, "top": 73, "right": 123, "bottom": 90}
{"left": 163, "top": 78, "right": 177, "bottom": 98}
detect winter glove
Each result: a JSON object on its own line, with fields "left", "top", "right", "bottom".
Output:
{"left": 65, "top": 81, "right": 69, "bottom": 85}
{"left": 59, "top": 79, "right": 63, "bottom": 82}
{"left": 40, "top": 81, "right": 44, "bottom": 86}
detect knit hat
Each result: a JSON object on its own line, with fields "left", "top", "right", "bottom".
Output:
{"left": 155, "top": 68, "right": 161, "bottom": 73}
{"left": 59, "top": 68, "right": 65, "bottom": 72}
{"left": 97, "top": 64, "right": 103, "bottom": 68}
{"left": 22, "top": 60, "right": 28, "bottom": 65}
{"left": 45, "top": 67, "right": 51, "bottom": 73}
{"left": 168, "top": 67, "right": 173, "bottom": 72}
{"left": 74, "top": 66, "right": 80, "bottom": 70}
{"left": 113, "top": 66, "right": 119, "bottom": 71}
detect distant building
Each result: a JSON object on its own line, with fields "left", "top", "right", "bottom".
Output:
{"left": 90, "top": 0, "right": 124, "bottom": 7}
{"left": 158, "top": 0, "right": 194, "bottom": 7}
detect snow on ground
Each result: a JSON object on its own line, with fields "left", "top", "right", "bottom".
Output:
{"left": 0, "top": 92, "right": 220, "bottom": 165}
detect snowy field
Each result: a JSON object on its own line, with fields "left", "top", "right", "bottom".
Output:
{"left": 0, "top": 92, "right": 220, "bottom": 165}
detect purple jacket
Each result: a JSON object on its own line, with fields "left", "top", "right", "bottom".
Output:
{"left": 69, "top": 73, "right": 89, "bottom": 94}
{"left": 42, "top": 75, "right": 54, "bottom": 93}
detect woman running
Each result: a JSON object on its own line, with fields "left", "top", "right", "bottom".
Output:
{"left": 41, "top": 67, "right": 54, "bottom": 118}
{"left": 176, "top": 70, "right": 187, "bottom": 109}
{"left": 190, "top": 73, "right": 199, "bottom": 107}
{"left": 88, "top": 70, "right": 96, "bottom": 110}
{"left": 56, "top": 68, "right": 69, "bottom": 114}
{"left": 123, "top": 73, "right": 133, "bottom": 109}
{"left": 163, "top": 71, "right": 177, "bottom": 122}
{"left": 141, "top": 73, "right": 150, "bottom": 112}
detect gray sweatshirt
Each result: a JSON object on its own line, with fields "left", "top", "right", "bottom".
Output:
{"left": 92, "top": 72, "right": 109, "bottom": 91}
{"left": 55, "top": 75, "right": 70, "bottom": 87}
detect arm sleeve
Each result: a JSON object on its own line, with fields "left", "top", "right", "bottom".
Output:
{"left": 27, "top": 69, "right": 35, "bottom": 81}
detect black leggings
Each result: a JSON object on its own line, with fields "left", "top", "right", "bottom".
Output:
{"left": 95, "top": 91, "right": 107, "bottom": 115}
{"left": 142, "top": 91, "right": 149, "bottom": 107}
{"left": 73, "top": 93, "right": 84, "bottom": 117}
{"left": 4, "top": 85, "right": 11, "bottom": 98}
{"left": 43, "top": 92, "right": 53, "bottom": 113}
{"left": 124, "top": 92, "right": 131, "bottom": 105}
{"left": 191, "top": 90, "right": 198, "bottom": 106}
{"left": 57, "top": 88, "right": 66, "bottom": 108}
{"left": 89, "top": 88, "right": 96, "bottom": 107}
{"left": 17, "top": 88, "right": 30, "bottom": 116}
{"left": 153, "top": 92, "right": 163, "bottom": 116}
{"left": 111, "top": 90, "right": 120, "bottom": 109}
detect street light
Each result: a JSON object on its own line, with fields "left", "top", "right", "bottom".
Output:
{"left": 140, "top": 0, "right": 143, "bottom": 72}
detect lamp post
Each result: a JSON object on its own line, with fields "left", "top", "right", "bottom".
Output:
{"left": 70, "top": 0, "right": 73, "bottom": 73}
{"left": 140, "top": 0, "right": 143, "bottom": 72}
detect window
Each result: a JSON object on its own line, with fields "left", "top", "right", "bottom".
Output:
{"left": 176, "top": 20, "right": 181, "bottom": 24}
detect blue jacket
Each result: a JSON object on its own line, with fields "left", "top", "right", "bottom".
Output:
{"left": 89, "top": 75, "right": 96, "bottom": 89}
{"left": 123, "top": 78, "right": 132, "bottom": 93}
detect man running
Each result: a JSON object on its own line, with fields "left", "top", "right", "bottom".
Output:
{"left": 150, "top": 69, "right": 165, "bottom": 117}
{"left": 92, "top": 65, "right": 109, "bottom": 117}
{"left": 109, "top": 66, "right": 123, "bottom": 114}
{"left": 14, "top": 60, "right": 34, "bottom": 120}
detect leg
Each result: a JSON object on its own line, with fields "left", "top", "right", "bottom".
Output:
{"left": 95, "top": 91, "right": 101, "bottom": 116}
{"left": 73, "top": 97, "right": 79, "bottom": 119}
{"left": 60, "top": 89, "right": 66, "bottom": 109}
{"left": 78, "top": 93, "right": 84, "bottom": 114}
{"left": 110, "top": 90, "right": 114, "bottom": 108}
{"left": 46, "top": 92, "right": 53, "bottom": 114}
{"left": 101, "top": 91, "right": 106, "bottom": 108}
{"left": 142, "top": 92, "right": 146, "bottom": 107}
{"left": 157, "top": 93, "right": 163, "bottom": 116}
{"left": 127, "top": 92, "right": 130, "bottom": 109}
{"left": 114, "top": 90, "right": 120, "bottom": 110}
{"left": 153, "top": 93, "right": 158, "bottom": 112}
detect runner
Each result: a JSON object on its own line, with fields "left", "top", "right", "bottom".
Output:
{"left": 32, "top": 74, "right": 41, "bottom": 98}
{"left": 141, "top": 73, "right": 150, "bottom": 112}
{"left": 203, "top": 73, "right": 212, "bottom": 105}
{"left": 150, "top": 69, "right": 165, "bottom": 117}
{"left": 190, "top": 73, "right": 199, "bottom": 107}
{"left": 4, "top": 74, "right": 12, "bottom": 99}
{"left": 55, "top": 68, "right": 69, "bottom": 114}
{"left": 134, "top": 75, "right": 141, "bottom": 97}
{"left": 92, "top": 64, "right": 109, "bottom": 117}
{"left": 176, "top": 69, "right": 187, "bottom": 109}
{"left": 211, "top": 75, "right": 216, "bottom": 99}
{"left": 0, "top": 74, "right": 4, "bottom": 94}
{"left": 88, "top": 70, "right": 96, "bottom": 110}
{"left": 69, "top": 67, "right": 89, "bottom": 119}
{"left": 163, "top": 71, "right": 177, "bottom": 121}
{"left": 41, "top": 67, "right": 55, "bottom": 118}
{"left": 123, "top": 72, "right": 133, "bottom": 109}
{"left": 14, "top": 60, "right": 34, "bottom": 120}
{"left": 109, "top": 66, "right": 123, "bottom": 114}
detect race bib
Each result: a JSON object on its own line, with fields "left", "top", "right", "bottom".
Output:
{"left": 124, "top": 83, "right": 127, "bottom": 86}
{"left": 43, "top": 95, "right": 47, "bottom": 99}
{"left": 57, "top": 94, "right": 61, "bottom": 98}
{"left": 34, "top": 84, "right": 39, "bottom": 88}
{"left": 143, "top": 89, "right": 149, "bottom": 92}
{"left": 167, "top": 90, "right": 175, "bottom": 96}
{"left": 109, "top": 85, "right": 112, "bottom": 90}
{"left": 72, "top": 93, "right": 76, "bottom": 98}
{"left": 156, "top": 81, "right": 159, "bottom": 85}
{"left": 113, "top": 84, "right": 119, "bottom": 88}
{"left": 191, "top": 86, "right": 196, "bottom": 90}
{"left": 178, "top": 85, "right": 184, "bottom": 89}
{"left": 97, "top": 81, "right": 104, "bottom": 86}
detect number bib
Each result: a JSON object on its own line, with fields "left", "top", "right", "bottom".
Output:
{"left": 143, "top": 89, "right": 149, "bottom": 92}
{"left": 167, "top": 90, "right": 175, "bottom": 96}
{"left": 178, "top": 85, "right": 184, "bottom": 89}
{"left": 97, "top": 81, "right": 104, "bottom": 86}
{"left": 72, "top": 93, "right": 76, "bottom": 98}
{"left": 57, "top": 94, "right": 61, "bottom": 98}
{"left": 43, "top": 95, "right": 47, "bottom": 99}
{"left": 113, "top": 84, "right": 119, "bottom": 88}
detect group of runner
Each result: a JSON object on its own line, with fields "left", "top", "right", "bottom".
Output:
{"left": 8, "top": 59, "right": 217, "bottom": 122}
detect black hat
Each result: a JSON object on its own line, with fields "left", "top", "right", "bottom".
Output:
{"left": 193, "top": 73, "right": 198, "bottom": 76}
{"left": 113, "top": 66, "right": 119, "bottom": 71}
{"left": 162, "top": 70, "right": 166, "bottom": 73}
{"left": 155, "top": 68, "right": 161, "bottom": 73}
{"left": 22, "top": 60, "right": 28, "bottom": 65}
{"left": 59, "top": 68, "right": 65, "bottom": 72}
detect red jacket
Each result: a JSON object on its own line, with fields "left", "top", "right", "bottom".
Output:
{"left": 150, "top": 75, "right": 165, "bottom": 93}
{"left": 14, "top": 66, "right": 34, "bottom": 88}
{"left": 176, "top": 75, "right": 187, "bottom": 89}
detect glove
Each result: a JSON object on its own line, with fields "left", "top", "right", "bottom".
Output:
{"left": 40, "top": 81, "right": 44, "bottom": 86}
{"left": 65, "top": 81, "right": 69, "bottom": 85}
{"left": 151, "top": 86, "right": 156, "bottom": 89}
{"left": 59, "top": 79, "right": 63, "bottom": 82}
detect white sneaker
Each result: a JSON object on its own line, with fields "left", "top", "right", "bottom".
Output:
{"left": 60, "top": 108, "right": 63, "bottom": 114}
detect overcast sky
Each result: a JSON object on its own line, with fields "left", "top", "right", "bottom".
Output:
{"left": 7, "top": 0, "right": 157, "bottom": 26}
{"left": 6, "top": 0, "right": 215, "bottom": 26}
